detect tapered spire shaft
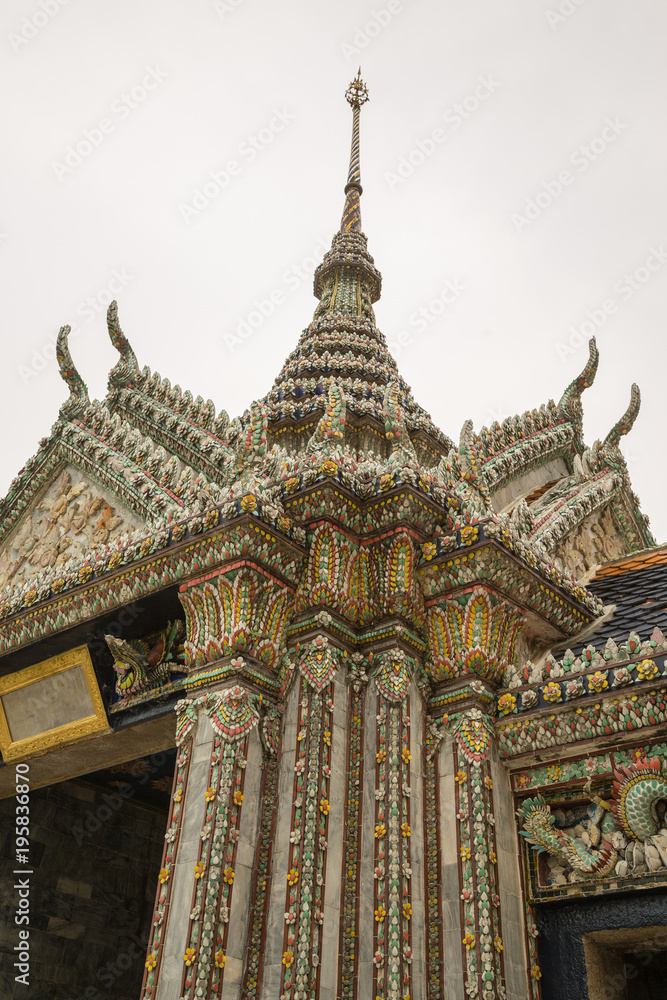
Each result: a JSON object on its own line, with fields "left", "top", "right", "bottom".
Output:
{"left": 340, "top": 69, "right": 369, "bottom": 233}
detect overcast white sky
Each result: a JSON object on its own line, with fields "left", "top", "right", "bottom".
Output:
{"left": 2, "top": 0, "right": 666, "bottom": 540}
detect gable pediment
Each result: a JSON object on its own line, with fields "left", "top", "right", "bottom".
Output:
{"left": 0, "top": 465, "right": 145, "bottom": 593}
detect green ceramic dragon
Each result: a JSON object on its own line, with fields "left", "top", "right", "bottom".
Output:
{"left": 518, "top": 794, "right": 618, "bottom": 878}
{"left": 519, "top": 756, "right": 667, "bottom": 880}
{"left": 612, "top": 756, "right": 667, "bottom": 840}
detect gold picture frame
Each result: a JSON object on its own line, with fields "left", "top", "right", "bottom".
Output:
{"left": 0, "top": 644, "right": 109, "bottom": 762}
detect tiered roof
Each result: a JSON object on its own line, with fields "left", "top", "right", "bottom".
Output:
{"left": 0, "top": 72, "right": 655, "bottom": 629}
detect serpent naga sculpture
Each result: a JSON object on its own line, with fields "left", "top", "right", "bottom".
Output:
{"left": 105, "top": 619, "right": 185, "bottom": 697}
{"left": 518, "top": 756, "right": 667, "bottom": 881}
{"left": 518, "top": 795, "right": 618, "bottom": 878}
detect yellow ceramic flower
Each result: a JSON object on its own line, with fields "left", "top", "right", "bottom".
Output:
{"left": 588, "top": 670, "right": 608, "bottom": 693}
{"left": 374, "top": 906, "right": 386, "bottom": 921}
{"left": 193, "top": 862, "right": 206, "bottom": 879}
{"left": 497, "top": 693, "right": 516, "bottom": 715}
{"left": 463, "top": 933, "right": 475, "bottom": 950}
{"left": 183, "top": 947, "right": 196, "bottom": 966}
{"left": 158, "top": 867, "right": 169, "bottom": 884}
{"left": 542, "top": 682, "right": 562, "bottom": 703}
{"left": 637, "top": 659, "right": 659, "bottom": 681}
{"left": 375, "top": 824, "right": 386, "bottom": 839}
{"left": 461, "top": 526, "right": 478, "bottom": 546}
{"left": 223, "top": 867, "right": 235, "bottom": 884}
{"left": 287, "top": 867, "right": 299, "bottom": 885}
{"left": 282, "top": 950, "right": 294, "bottom": 967}
{"left": 234, "top": 790, "right": 245, "bottom": 806}
{"left": 145, "top": 953, "right": 157, "bottom": 970}
{"left": 215, "top": 951, "right": 226, "bottom": 968}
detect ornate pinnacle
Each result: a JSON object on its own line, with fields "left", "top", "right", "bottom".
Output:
{"left": 341, "top": 69, "right": 369, "bottom": 233}
{"left": 345, "top": 68, "right": 369, "bottom": 109}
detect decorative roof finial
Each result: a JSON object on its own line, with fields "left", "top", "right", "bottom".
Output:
{"left": 341, "top": 68, "right": 369, "bottom": 233}
{"left": 56, "top": 324, "right": 89, "bottom": 417}
{"left": 107, "top": 300, "right": 139, "bottom": 388}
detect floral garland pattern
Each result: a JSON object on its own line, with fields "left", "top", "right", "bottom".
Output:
{"left": 241, "top": 715, "right": 281, "bottom": 998}
{"left": 140, "top": 698, "right": 198, "bottom": 999}
{"left": 498, "top": 687, "right": 667, "bottom": 758}
{"left": 453, "top": 710, "right": 506, "bottom": 1000}
{"left": 424, "top": 718, "right": 446, "bottom": 1000}
{"left": 373, "top": 695, "right": 413, "bottom": 1000}
{"left": 524, "top": 901, "right": 542, "bottom": 997}
{"left": 179, "top": 688, "right": 259, "bottom": 999}
{"left": 338, "top": 670, "right": 365, "bottom": 999}
{"left": 280, "top": 673, "right": 334, "bottom": 999}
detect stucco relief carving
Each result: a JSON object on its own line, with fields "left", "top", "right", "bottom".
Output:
{"left": 554, "top": 507, "right": 626, "bottom": 580}
{"left": 0, "top": 467, "right": 142, "bottom": 589}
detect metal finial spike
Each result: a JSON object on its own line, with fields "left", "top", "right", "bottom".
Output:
{"left": 345, "top": 68, "right": 369, "bottom": 109}
{"left": 341, "top": 71, "right": 369, "bottom": 233}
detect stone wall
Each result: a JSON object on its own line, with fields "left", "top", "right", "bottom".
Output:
{"left": 0, "top": 777, "right": 166, "bottom": 1000}
{"left": 536, "top": 890, "right": 667, "bottom": 1000}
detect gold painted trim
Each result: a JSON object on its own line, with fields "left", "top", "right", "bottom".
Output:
{"left": 329, "top": 272, "right": 339, "bottom": 310}
{"left": 0, "top": 644, "right": 109, "bottom": 762}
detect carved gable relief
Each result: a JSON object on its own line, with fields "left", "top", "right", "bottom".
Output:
{"left": 554, "top": 507, "right": 626, "bottom": 582}
{"left": 0, "top": 466, "right": 144, "bottom": 591}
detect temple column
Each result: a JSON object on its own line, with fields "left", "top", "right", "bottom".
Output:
{"left": 137, "top": 547, "right": 298, "bottom": 1000}
{"left": 421, "top": 575, "right": 531, "bottom": 1000}
{"left": 257, "top": 634, "right": 345, "bottom": 1000}
{"left": 140, "top": 686, "right": 276, "bottom": 1000}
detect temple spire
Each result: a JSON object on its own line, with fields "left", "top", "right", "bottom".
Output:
{"left": 340, "top": 69, "right": 369, "bottom": 233}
